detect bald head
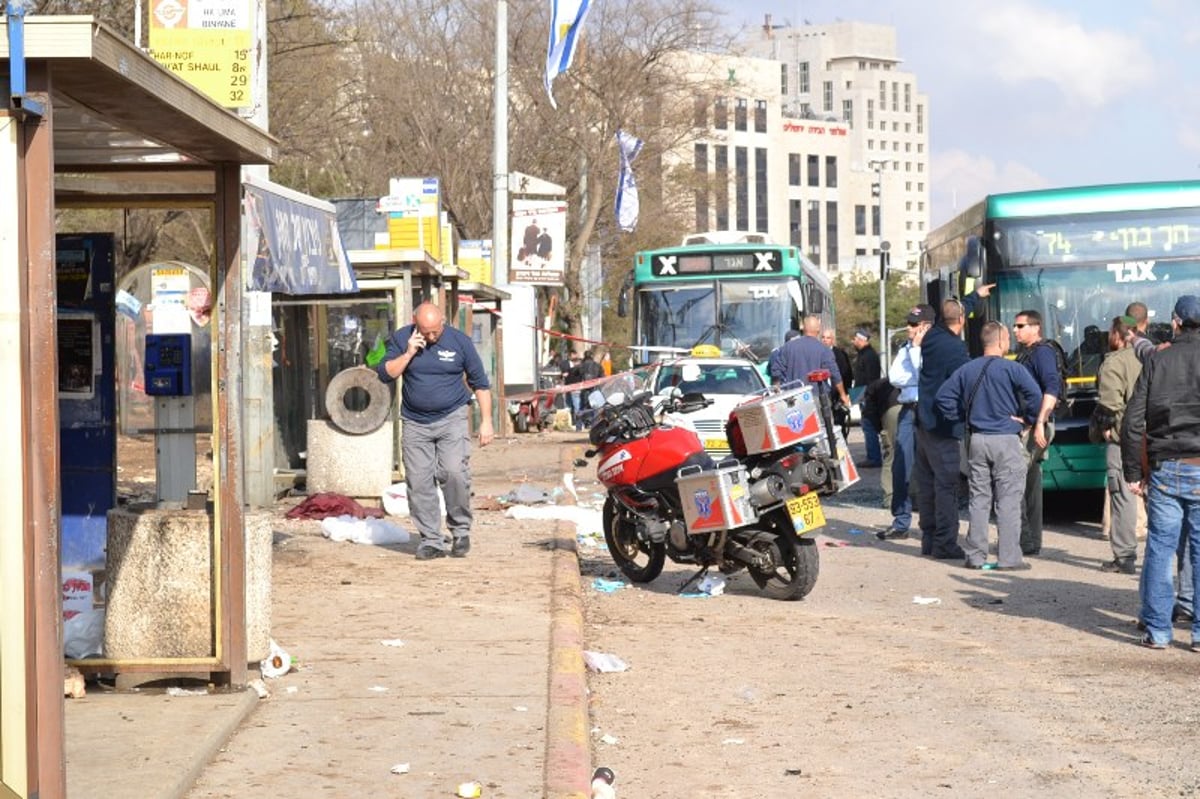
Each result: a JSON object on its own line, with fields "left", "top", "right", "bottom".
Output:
{"left": 413, "top": 302, "right": 446, "bottom": 343}
{"left": 802, "top": 315, "right": 822, "bottom": 337}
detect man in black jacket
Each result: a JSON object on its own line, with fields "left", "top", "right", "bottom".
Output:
{"left": 852, "top": 330, "right": 883, "bottom": 466}
{"left": 1122, "top": 295, "right": 1200, "bottom": 650}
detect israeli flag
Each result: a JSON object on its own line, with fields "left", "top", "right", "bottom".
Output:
{"left": 545, "top": 0, "right": 592, "bottom": 109}
{"left": 615, "top": 129, "right": 643, "bottom": 233}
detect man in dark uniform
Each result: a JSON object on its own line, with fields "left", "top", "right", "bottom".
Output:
{"left": 852, "top": 329, "right": 883, "bottom": 466}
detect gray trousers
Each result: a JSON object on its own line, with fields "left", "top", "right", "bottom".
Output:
{"left": 1106, "top": 442, "right": 1138, "bottom": 561}
{"left": 965, "top": 434, "right": 1028, "bottom": 567}
{"left": 401, "top": 406, "right": 473, "bottom": 549}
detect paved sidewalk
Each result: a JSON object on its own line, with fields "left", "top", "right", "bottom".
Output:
{"left": 64, "top": 508, "right": 591, "bottom": 797}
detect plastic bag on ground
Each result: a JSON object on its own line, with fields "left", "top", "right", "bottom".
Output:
{"left": 261, "top": 639, "right": 292, "bottom": 678}
{"left": 583, "top": 651, "right": 629, "bottom": 673}
{"left": 381, "top": 482, "right": 446, "bottom": 517}
{"left": 64, "top": 608, "right": 105, "bottom": 659}
{"left": 321, "top": 515, "right": 411, "bottom": 545}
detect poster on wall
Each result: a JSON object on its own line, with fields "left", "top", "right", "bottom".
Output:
{"left": 57, "top": 314, "right": 98, "bottom": 399}
{"left": 510, "top": 199, "right": 566, "bottom": 285}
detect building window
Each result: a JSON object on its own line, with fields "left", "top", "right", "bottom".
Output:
{"left": 822, "top": 81, "right": 833, "bottom": 112}
{"left": 735, "top": 146, "right": 749, "bottom": 231}
{"left": 872, "top": 205, "right": 880, "bottom": 237}
{"left": 918, "top": 202, "right": 925, "bottom": 211}
{"left": 825, "top": 155, "right": 837, "bottom": 188}
{"left": 754, "top": 100, "right": 767, "bottom": 133}
{"left": 917, "top": 162, "right": 924, "bottom": 172}
{"left": 715, "top": 97, "right": 728, "bottom": 130}
{"left": 892, "top": 141, "right": 899, "bottom": 151}
{"left": 878, "top": 80, "right": 886, "bottom": 106}
{"left": 917, "top": 143, "right": 924, "bottom": 153}
{"left": 807, "top": 200, "right": 821, "bottom": 266}
{"left": 789, "top": 199, "right": 802, "bottom": 247}
{"left": 891, "top": 81, "right": 898, "bottom": 111}
{"left": 715, "top": 146, "right": 728, "bottom": 228}
{"left": 807, "top": 154, "right": 819, "bottom": 187}
{"left": 842, "top": 99, "right": 852, "bottom": 126}
{"left": 867, "top": 139, "right": 875, "bottom": 150}
{"left": 867, "top": 99, "right": 874, "bottom": 129}
{"left": 799, "top": 102, "right": 811, "bottom": 118}
{"left": 825, "top": 201, "right": 838, "bottom": 268}
{"left": 755, "top": 148, "right": 768, "bottom": 233}
{"left": 855, "top": 204, "right": 866, "bottom": 235}
{"left": 693, "top": 95, "right": 707, "bottom": 128}
{"left": 780, "top": 63, "right": 788, "bottom": 95}
{"left": 798, "top": 62, "right": 810, "bottom": 94}
{"left": 904, "top": 83, "right": 911, "bottom": 112}
{"left": 694, "top": 143, "right": 708, "bottom": 232}
{"left": 735, "top": 98, "right": 748, "bottom": 131}
{"left": 917, "top": 104, "right": 924, "bottom": 133}
{"left": 788, "top": 153, "right": 801, "bottom": 186}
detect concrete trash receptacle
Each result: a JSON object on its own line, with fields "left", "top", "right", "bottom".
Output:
{"left": 306, "top": 418, "right": 395, "bottom": 497}
{"left": 104, "top": 507, "right": 272, "bottom": 661}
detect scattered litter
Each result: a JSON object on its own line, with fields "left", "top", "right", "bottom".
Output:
{"left": 380, "top": 639, "right": 406, "bottom": 647}
{"left": 823, "top": 539, "right": 850, "bottom": 548}
{"left": 368, "top": 686, "right": 388, "bottom": 692}
{"left": 784, "top": 768, "right": 803, "bottom": 776}
{"left": 285, "top": 686, "right": 299, "bottom": 694}
{"left": 286, "top": 492, "right": 384, "bottom": 520}
{"left": 248, "top": 678, "right": 269, "bottom": 699}
{"left": 847, "top": 528, "right": 865, "bottom": 535}
{"left": 321, "top": 515, "right": 410, "bottom": 545}
{"left": 505, "top": 504, "right": 603, "bottom": 537}
{"left": 513, "top": 705, "right": 528, "bottom": 712}
{"left": 499, "top": 483, "right": 555, "bottom": 505}
{"left": 260, "top": 639, "right": 293, "bottom": 679}
{"left": 722, "top": 738, "right": 745, "bottom": 745}
{"left": 697, "top": 574, "right": 726, "bottom": 596}
{"left": 166, "top": 687, "right": 208, "bottom": 697}
{"left": 390, "top": 763, "right": 410, "bottom": 775}
{"left": 456, "top": 781, "right": 483, "bottom": 798}
{"left": 577, "top": 530, "right": 604, "bottom": 549}
{"left": 583, "top": 651, "right": 629, "bottom": 673}
{"left": 382, "top": 483, "right": 446, "bottom": 517}
{"left": 592, "top": 577, "right": 627, "bottom": 593}
{"left": 599, "top": 734, "right": 620, "bottom": 745}
{"left": 562, "top": 473, "right": 579, "bottom": 502}
{"left": 912, "top": 596, "right": 942, "bottom": 606}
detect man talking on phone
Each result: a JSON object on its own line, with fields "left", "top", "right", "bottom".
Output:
{"left": 377, "top": 302, "right": 494, "bottom": 560}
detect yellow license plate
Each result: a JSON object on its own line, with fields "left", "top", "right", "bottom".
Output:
{"left": 786, "top": 493, "right": 825, "bottom": 534}
{"left": 703, "top": 437, "right": 729, "bottom": 451}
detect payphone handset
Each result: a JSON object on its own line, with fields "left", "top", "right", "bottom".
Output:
{"left": 144, "top": 333, "right": 193, "bottom": 396}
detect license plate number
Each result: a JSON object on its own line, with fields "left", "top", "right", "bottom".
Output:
{"left": 703, "top": 437, "right": 729, "bottom": 451}
{"left": 786, "top": 493, "right": 825, "bottom": 533}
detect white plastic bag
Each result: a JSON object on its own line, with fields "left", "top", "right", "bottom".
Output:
{"left": 260, "top": 639, "right": 292, "bottom": 678}
{"left": 321, "top": 515, "right": 410, "bottom": 545}
{"left": 63, "top": 608, "right": 105, "bottom": 659}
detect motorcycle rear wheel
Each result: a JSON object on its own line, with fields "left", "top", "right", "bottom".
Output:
{"left": 745, "top": 521, "right": 819, "bottom": 601}
{"left": 602, "top": 497, "right": 666, "bottom": 583}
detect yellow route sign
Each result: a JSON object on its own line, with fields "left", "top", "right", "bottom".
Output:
{"left": 148, "top": 0, "right": 252, "bottom": 109}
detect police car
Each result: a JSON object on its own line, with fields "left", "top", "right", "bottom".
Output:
{"left": 645, "top": 347, "right": 767, "bottom": 457}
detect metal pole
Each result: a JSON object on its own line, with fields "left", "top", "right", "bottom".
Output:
{"left": 876, "top": 164, "right": 887, "bottom": 365}
{"left": 492, "top": 0, "right": 509, "bottom": 286}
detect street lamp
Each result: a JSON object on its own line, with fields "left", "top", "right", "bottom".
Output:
{"left": 868, "top": 160, "right": 893, "bottom": 363}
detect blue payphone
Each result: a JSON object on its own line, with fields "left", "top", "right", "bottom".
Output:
{"left": 144, "top": 333, "right": 193, "bottom": 396}
{"left": 57, "top": 233, "right": 116, "bottom": 571}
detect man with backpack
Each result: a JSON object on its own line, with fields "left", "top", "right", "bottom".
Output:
{"left": 1012, "top": 310, "right": 1065, "bottom": 556}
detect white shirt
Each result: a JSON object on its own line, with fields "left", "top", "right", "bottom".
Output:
{"left": 888, "top": 341, "right": 922, "bottom": 404}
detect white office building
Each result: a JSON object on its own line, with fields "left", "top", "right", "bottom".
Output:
{"left": 677, "top": 20, "right": 929, "bottom": 276}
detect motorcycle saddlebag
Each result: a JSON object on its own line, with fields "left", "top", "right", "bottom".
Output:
{"left": 675, "top": 462, "right": 759, "bottom": 533}
{"left": 729, "top": 384, "right": 823, "bottom": 456}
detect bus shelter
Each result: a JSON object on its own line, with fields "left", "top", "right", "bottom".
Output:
{"left": 1, "top": 16, "right": 276, "bottom": 797}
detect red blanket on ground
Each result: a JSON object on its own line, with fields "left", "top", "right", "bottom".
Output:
{"left": 285, "top": 493, "right": 385, "bottom": 520}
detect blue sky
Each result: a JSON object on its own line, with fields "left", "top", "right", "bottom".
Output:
{"left": 719, "top": 0, "right": 1200, "bottom": 226}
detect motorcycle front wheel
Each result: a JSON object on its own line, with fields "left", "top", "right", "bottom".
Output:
{"left": 743, "top": 514, "right": 819, "bottom": 600}
{"left": 602, "top": 497, "right": 666, "bottom": 583}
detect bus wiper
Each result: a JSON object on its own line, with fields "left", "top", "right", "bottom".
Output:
{"left": 690, "top": 322, "right": 762, "bottom": 364}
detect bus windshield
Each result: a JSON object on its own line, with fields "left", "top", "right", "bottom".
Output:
{"left": 993, "top": 257, "right": 1200, "bottom": 378}
{"left": 636, "top": 278, "right": 793, "bottom": 362}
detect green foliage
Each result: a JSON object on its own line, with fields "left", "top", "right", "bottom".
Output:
{"left": 831, "top": 271, "right": 919, "bottom": 352}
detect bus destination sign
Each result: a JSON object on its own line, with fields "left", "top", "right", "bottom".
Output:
{"left": 652, "top": 250, "right": 782, "bottom": 277}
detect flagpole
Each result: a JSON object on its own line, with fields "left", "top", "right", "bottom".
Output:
{"left": 492, "top": 0, "right": 509, "bottom": 286}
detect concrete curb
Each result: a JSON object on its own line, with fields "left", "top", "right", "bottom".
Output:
{"left": 166, "top": 687, "right": 259, "bottom": 799}
{"left": 544, "top": 447, "right": 592, "bottom": 798}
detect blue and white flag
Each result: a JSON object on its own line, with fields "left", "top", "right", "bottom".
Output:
{"left": 615, "top": 129, "right": 643, "bottom": 233}
{"left": 545, "top": 0, "right": 592, "bottom": 109}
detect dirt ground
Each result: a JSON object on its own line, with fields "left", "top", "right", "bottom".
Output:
{"left": 174, "top": 426, "right": 1200, "bottom": 797}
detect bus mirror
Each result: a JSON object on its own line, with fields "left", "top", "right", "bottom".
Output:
{"left": 960, "top": 236, "right": 984, "bottom": 279}
{"left": 616, "top": 270, "right": 633, "bottom": 318}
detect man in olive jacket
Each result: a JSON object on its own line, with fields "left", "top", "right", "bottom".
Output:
{"left": 1095, "top": 315, "right": 1142, "bottom": 574}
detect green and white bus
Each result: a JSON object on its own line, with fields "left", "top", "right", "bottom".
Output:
{"left": 618, "top": 232, "right": 834, "bottom": 369}
{"left": 922, "top": 180, "right": 1200, "bottom": 491}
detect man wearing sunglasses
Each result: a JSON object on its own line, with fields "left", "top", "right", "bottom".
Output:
{"left": 1013, "top": 310, "right": 1063, "bottom": 556}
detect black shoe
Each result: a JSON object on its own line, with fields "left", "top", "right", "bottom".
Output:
{"left": 933, "top": 546, "right": 967, "bottom": 561}
{"left": 1100, "top": 557, "right": 1137, "bottom": 575}
{"left": 415, "top": 545, "right": 447, "bottom": 561}
{"left": 875, "top": 527, "right": 909, "bottom": 541}
{"left": 861, "top": 461, "right": 882, "bottom": 468}
{"left": 995, "top": 562, "right": 1032, "bottom": 572}
{"left": 451, "top": 536, "right": 471, "bottom": 558}
{"left": 1173, "top": 606, "right": 1195, "bottom": 624}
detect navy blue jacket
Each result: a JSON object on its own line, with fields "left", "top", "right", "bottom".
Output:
{"left": 376, "top": 323, "right": 490, "bottom": 423}
{"left": 935, "top": 355, "right": 1042, "bottom": 435}
{"left": 1017, "top": 341, "right": 1064, "bottom": 399}
{"left": 916, "top": 323, "right": 971, "bottom": 438}
{"left": 771, "top": 335, "right": 842, "bottom": 387}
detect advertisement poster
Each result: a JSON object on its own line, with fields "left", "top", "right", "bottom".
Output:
{"left": 510, "top": 199, "right": 566, "bottom": 285}
{"left": 458, "top": 239, "right": 492, "bottom": 285}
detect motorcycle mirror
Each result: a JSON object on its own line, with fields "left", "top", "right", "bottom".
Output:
{"left": 588, "top": 389, "right": 605, "bottom": 408}
{"left": 605, "top": 391, "right": 626, "bottom": 406}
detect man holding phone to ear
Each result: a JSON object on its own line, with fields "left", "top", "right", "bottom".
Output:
{"left": 377, "top": 302, "right": 494, "bottom": 560}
